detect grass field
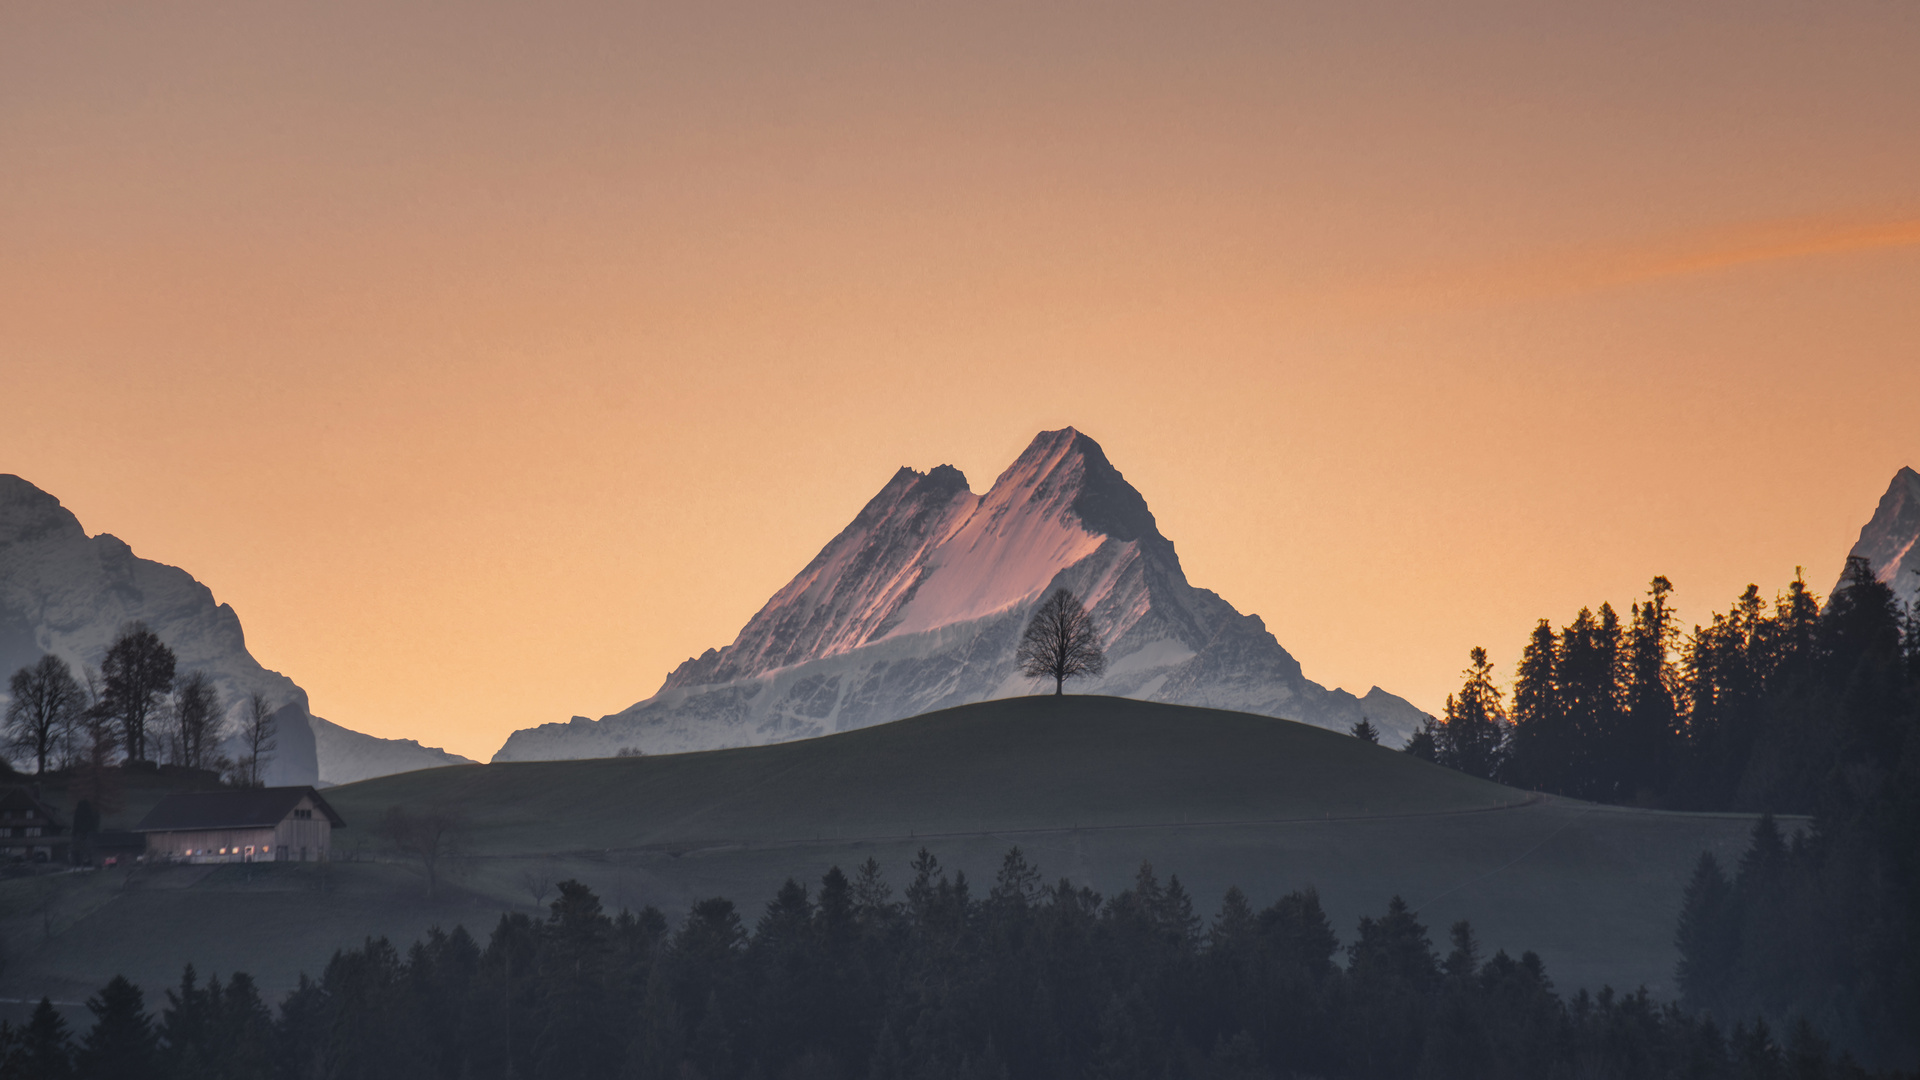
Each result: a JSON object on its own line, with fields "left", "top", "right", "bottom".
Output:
{"left": 0, "top": 697, "right": 1767, "bottom": 1014}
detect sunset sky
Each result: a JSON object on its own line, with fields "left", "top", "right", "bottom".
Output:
{"left": 4, "top": 1, "right": 1917, "bottom": 761}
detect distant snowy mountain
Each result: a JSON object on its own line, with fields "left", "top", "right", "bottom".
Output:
{"left": 0, "top": 475, "right": 472, "bottom": 785}
{"left": 496, "top": 428, "right": 1432, "bottom": 761}
{"left": 1841, "top": 465, "right": 1920, "bottom": 614}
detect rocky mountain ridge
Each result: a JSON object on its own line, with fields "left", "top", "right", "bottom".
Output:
{"left": 0, "top": 475, "right": 472, "bottom": 785}
{"left": 495, "top": 428, "right": 1432, "bottom": 761}
{"left": 1843, "top": 465, "right": 1920, "bottom": 614}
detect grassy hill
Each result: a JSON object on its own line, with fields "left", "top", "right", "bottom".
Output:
{"left": 0, "top": 697, "right": 1764, "bottom": 1011}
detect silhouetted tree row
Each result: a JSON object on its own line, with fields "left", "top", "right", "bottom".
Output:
{"left": 1411, "top": 558, "right": 1920, "bottom": 1068}
{"left": 3, "top": 622, "right": 277, "bottom": 786}
{"left": 4, "top": 850, "right": 1905, "bottom": 1080}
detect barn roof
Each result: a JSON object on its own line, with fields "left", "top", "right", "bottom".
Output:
{"left": 0, "top": 787, "right": 65, "bottom": 828}
{"left": 134, "top": 787, "right": 346, "bottom": 832}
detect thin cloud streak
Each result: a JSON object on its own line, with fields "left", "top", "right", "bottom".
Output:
{"left": 1362, "top": 214, "right": 1920, "bottom": 313}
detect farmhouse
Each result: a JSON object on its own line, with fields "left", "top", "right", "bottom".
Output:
{"left": 0, "top": 787, "right": 68, "bottom": 863}
{"left": 136, "top": 786, "right": 345, "bottom": 863}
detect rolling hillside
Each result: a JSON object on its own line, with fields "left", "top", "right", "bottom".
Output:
{"left": 0, "top": 697, "right": 1763, "bottom": 1011}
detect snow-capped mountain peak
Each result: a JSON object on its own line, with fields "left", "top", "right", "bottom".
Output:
{"left": 1843, "top": 465, "right": 1920, "bottom": 612}
{"left": 497, "top": 428, "right": 1433, "bottom": 761}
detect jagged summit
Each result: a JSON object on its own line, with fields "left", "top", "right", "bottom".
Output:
{"left": 496, "top": 428, "right": 1433, "bottom": 761}
{"left": 1842, "top": 465, "right": 1920, "bottom": 612}
{"left": 0, "top": 474, "right": 87, "bottom": 545}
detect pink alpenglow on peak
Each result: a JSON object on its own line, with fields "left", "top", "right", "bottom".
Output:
{"left": 495, "top": 429, "right": 1433, "bottom": 761}
{"left": 1840, "top": 466, "right": 1920, "bottom": 613}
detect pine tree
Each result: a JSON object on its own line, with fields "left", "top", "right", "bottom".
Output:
{"left": 1438, "top": 647, "right": 1507, "bottom": 780}
{"left": 1404, "top": 717, "right": 1440, "bottom": 762}
{"left": 156, "top": 965, "right": 211, "bottom": 1078}
{"left": 19, "top": 996, "right": 74, "bottom": 1080}
{"left": 1620, "top": 577, "right": 1680, "bottom": 800}
{"left": 74, "top": 976, "right": 156, "bottom": 1080}
{"left": 1208, "top": 886, "right": 1256, "bottom": 954}
{"left": 1505, "top": 619, "right": 1564, "bottom": 791}
{"left": 1674, "top": 852, "right": 1737, "bottom": 1016}
{"left": 1442, "top": 920, "right": 1480, "bottom": 981}
{"left": 990, "top": 847, "right": 1043, "bottom": 908}
{"left": 1557, "top": 606, "right": 1623, "bottom": 798}
{"left": 1772, "top": 569, "right": 1821, "bottom": 682}
{"left": 1736, "top": 813, "right": 1787, "bottom": 892}
{"left": 1347, "top": 897, "right": 1438, "bottom": 988}
{"left": 1260, "top": 888, "right": 1340, "bottom": 979}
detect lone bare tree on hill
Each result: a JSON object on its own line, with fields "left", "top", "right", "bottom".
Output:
{"left": 383, "top": 805, "right": 464, "bottom": 899}
{"left": 1017, "top": 588, "right": 1107, "bottom": 695}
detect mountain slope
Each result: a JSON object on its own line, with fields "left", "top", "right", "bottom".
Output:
{"left": 0, "top": 475, "right": 471, "bottom": 784}
{"left": 496, "top": 429, "right": 1430, "bottom": 761}
{"left": 1843, "top": 465, "right": 1920, "bottom": 614}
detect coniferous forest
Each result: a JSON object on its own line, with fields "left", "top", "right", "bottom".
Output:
{"left": 1411, "top": 557, "right": 1920, "bottom": 1069}
{"left": 1, "top": 848, "right": 1910, "bottom": 1080}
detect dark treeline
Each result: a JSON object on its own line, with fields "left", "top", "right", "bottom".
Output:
{"left": 1411, "top": 558, "right": 1920, "bottom": 1068}
{"left": 2, "top": 850, "right": 1907, "bottom": 1080}
{"left": 3, "top": 620, "right": 280, "bottom": 791}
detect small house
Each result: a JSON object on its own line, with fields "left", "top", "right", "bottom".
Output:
{"left": 135, "top": 787, "right": 345, "bottom": 863}
{"left": 0, "top": 788, "right": 68, "bottom": 863}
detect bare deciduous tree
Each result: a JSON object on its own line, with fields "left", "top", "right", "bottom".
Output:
{"left": 169, "top": 670, "right": 222, "bottom": 770}
{"left": 232, "top": 692, "right": 278, "bottom": 787}
{"left": 383, "top": 805, "right": 464, "bottom": 899}
{"left": 1016, "top": 588, "right": 1107, "bottom": 695}
{"left": 100, "top": 621, "right": 175, "bottom": 764}
{"left": 71, "top": 666, "right": 124, "bottom": 816}
{"left": 520, "top": 868, "right": 554, "bottom": 911}
{"left": 6, "top": 654, "right": 84, "bottom": 774}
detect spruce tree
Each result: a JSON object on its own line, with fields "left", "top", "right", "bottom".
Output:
{"left": 1557, "top": 605, "right": 1624, "bottom": 798}
{"left": 1438, "top": 647, "right": 1507, "bottom": 780}
{"left": 74, "top": 976, "right": 156, "bottom": 1080}
{"left": 1442, "top": 920, "right": 1480, "bottom": 981}
{"left": 20, "top": 996, "right": 74, "bottom": 1080}
{"left": 1674, "top": 852, "right": 1737, "bottom": 1015}
{"left": 1621, "top": 577, "right": 1680, "bottom": 800}
{"left": 1772, "top": 569, "right": 1821, "bottom": 682}
{"left": 1404, "top": 717, "right": 1441, "bottom": 762}
{"left": 1505, "top": 619, "right": 1564, "bottom": 791}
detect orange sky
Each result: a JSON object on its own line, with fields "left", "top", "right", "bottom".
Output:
{"left": 4, "top": 1, "right": 1918, "bottom": 761}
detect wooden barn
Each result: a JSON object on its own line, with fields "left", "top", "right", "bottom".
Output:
{"left": 135, "top": 786, "right": 345, "bottom": 863}
{"left": 0, "top": 787, "right": 68, "bottom": 864}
